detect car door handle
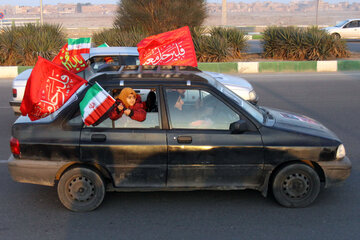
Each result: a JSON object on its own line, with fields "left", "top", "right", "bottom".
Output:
{"left": 177, "top": 136, "right": 192, "bottom": 144}
{"left": 91, "top": 134, "right": 106, "bottom": 142}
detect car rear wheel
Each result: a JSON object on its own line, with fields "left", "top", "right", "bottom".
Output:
{"left": 272, "top": 164, "right": 320, "bottom": 208}
{"left": 57, "top": 167, "right": 105, "bottom": 212}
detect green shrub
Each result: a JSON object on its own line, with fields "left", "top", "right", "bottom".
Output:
{"left": 92, "top": 27, "right": 147, "bottom": 47}
{"left": 263, "top": 26, "right": 349, "bottom": 60}
{"left": 210, "top": 27, "right": 247, "bottom": 58}
{"left": 192, "top": 27, "right": 247, "bottom": 62}
{"left": 93, "top": 26, "right": 247, "bottom": 63}
{"left": 0, "top": 23, "right": 66, "bottom": 66}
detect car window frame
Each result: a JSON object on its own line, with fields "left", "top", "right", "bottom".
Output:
{"left": 162, "top": 85, "right": 256, "bottom": 132}
{"left": 83, "top": 84, "right": 163, "bottom": 130}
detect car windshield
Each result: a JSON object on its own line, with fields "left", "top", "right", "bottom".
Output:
{"left": 208, "top": 77, "right": 264, "bottom": 123}
{"left": 90, "top": 55, "right": 139, "bottom": 72}
{"left": 335, "top": 20, "right": 348, "bottom": 27}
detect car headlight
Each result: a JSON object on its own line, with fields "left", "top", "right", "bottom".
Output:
{"left": 336, "top": 144, "right": 346, "bottom": 159}
{"left": 249, "top": 90, "right": 257, "bottom": 101}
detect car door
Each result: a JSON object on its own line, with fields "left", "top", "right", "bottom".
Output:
{"left": 341, "top": 20, "right": 360, "bottom": 38}
{"left": 80, "top": 85, "right": 167, "bottom": 188}
{"left": 164, "top": 87, "right": 265, "bottom": 189}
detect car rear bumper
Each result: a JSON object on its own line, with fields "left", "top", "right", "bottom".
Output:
{"left": 7, "top": 155, "right": 67, "bottom": 186}
{"left": 9, "top": 101, "right": 21, "bottom": 115}
{"left": 318, "top": 156, "right": 352, "bottom": 188}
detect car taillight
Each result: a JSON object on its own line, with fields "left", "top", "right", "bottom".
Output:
{"left": 12, "top": 88, "right": 17, "bottom": 98}
{"left": 10, "top": 137, "right": 20, "bottom": 156}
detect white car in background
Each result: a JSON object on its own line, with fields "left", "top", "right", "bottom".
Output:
{"left": 324, "top": 19, "right": 360, "bottom": 39}
{"left": 9, "top": 47, "right": 258, "bottom": 114}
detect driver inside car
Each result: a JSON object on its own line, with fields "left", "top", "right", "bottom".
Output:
{"left": 167, "top": 89, "right": 214, "bottom": 129}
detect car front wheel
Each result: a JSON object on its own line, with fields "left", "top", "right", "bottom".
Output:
{"left": 332, "top": 33, "right": 341, "bottom": 39}
{"left": 57, "top": 167, "right": 105, "bottom": 212}
{"left": 272, "top": 163, "right": 320, "bottom": 208}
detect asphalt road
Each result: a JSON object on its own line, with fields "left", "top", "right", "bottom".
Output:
{"left": 247, "top": 39, "right": 360, "bottom": 53}
{"left": 0, "top": 73, "right": 360, "bottom": 240}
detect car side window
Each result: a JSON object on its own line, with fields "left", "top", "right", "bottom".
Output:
{"left": 88, "top": 88, "right": 160, "bottom": 129}
{"left": 345, "top": 21, "right": 358, "bottom": 28}
{"left": 165, "top": 89, "right": 240, "bottom": 130}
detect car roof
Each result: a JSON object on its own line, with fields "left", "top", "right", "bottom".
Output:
{"left": 88, "top": 65, "right": 212, "bottom": 86}
{"left": 81, "top": 47, "right": 139, "bottom": 60}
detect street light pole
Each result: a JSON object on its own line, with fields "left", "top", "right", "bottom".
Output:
{"left": 40, "top": 0, "right": 43, "bottom": 25}
{"left": 315, "top": 0, "right": 319, "bottom": 26}
{"left": 222, "top": 0, "right": 227, "bottom": 26}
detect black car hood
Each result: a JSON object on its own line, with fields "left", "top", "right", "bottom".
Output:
{"left": 263, "top": 107, "right": 340, "bottom": 141}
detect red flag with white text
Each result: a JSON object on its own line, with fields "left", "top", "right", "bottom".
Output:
{"left": 52, "top": 43, "right": 88, "bottom": 74}
{"left": 20, "top": 56, "right": 87, "bottom": 121}
{"left": 137, "top": 26, "right": 197, "bottom": 67}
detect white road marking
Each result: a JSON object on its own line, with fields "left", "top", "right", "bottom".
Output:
{"left": 0, "top": 160, "right": 9, "bottom": 164}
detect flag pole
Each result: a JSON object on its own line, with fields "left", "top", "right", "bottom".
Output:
{"left": 222, "top": 0, "right": 227, "bottom": 26}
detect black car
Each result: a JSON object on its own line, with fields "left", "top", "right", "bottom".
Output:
{"left": 8, "top": 65, "right": 351, "bottom": 211}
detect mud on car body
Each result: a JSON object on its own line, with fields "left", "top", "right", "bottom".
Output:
{"left": 8, "top": 66, "right": 351, "bottom": 211}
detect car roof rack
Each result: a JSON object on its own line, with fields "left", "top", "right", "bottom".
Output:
{"left": 118, "top": 65, "right": 201, "bottom": 73}
{"left": 89, "top": 65, "right": 205, "bottom": 85}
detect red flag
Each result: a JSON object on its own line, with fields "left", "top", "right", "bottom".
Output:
{"left": 52, "top": 43, "right": 88, "bottom": 74}
{"left": 20, "top": 56, "right": 87, "bottom": 121}
{"left": 137, "top": 26, "right": 197, "bottom": 67}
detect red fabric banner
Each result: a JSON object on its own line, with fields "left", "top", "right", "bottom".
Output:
{"left": 52, "top": 43, "right": 88, "bottom": 74}
{"left": 137, "top": 26, "right": 197, "bottom": 67}
{"left": 20, "top": 56, "right": 87, "bottom": 121}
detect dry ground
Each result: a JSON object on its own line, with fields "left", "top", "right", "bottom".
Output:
{"left": 30, "top": 10, "right": 360, "bottom": 38}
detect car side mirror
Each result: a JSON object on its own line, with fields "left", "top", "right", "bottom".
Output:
{"left": 229, "top": 120, "right": 248, "bottom": 134}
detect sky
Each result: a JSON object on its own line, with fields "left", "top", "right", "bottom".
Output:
{"left": 0, "top": 0, "right": 357, "bottom": 7}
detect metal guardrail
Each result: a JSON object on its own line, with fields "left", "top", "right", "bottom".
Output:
{"left": 0, "top": 18, "right": 40, "bottom": 28}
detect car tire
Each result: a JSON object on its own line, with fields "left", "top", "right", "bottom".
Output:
{"left": 332, "top": 33, "right": 341, "bottom": 39}
{"left": 272, "top": 164, "right": 320, "bottom": 208}
{"left": 57, "top": 167, "right": 105, "bottom": 212}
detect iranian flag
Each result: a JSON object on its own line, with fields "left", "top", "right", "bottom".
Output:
{"left": 79, "top": 82, "right": 116, "bottom": 126}
{"left": 68, "top": 37, "right": 91, "bottom": 55}
{"left": 98, "top": 43, "right": 109, "bottom": 48}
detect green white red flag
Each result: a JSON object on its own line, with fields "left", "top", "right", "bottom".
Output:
{"left": 67, "top": 37, "right": 91, "bottom": 55}
{"left": 20, "top": 56, "right": 87, "bottom": 121}
{"left": 79, "top": 82, "right": 116, "bottom": 126}
{"left": 98, "top": 43, "right": 109, "bottom": 48}
{"left": 52, "top": 43, "right": 88, "bottom": 73}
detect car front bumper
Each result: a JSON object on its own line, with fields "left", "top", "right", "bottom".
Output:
{"left": 318, "top": 156, "right": 352, "bottom": 188}
{"left": 7, "top": 155, "right": 68, "bottom": 186}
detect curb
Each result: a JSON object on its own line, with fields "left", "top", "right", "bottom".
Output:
{"left": 198, "top": 60, "right": 360, "bottom": 73}
{"left": 0, "top": 60, "right": 359, "bottom": 78}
